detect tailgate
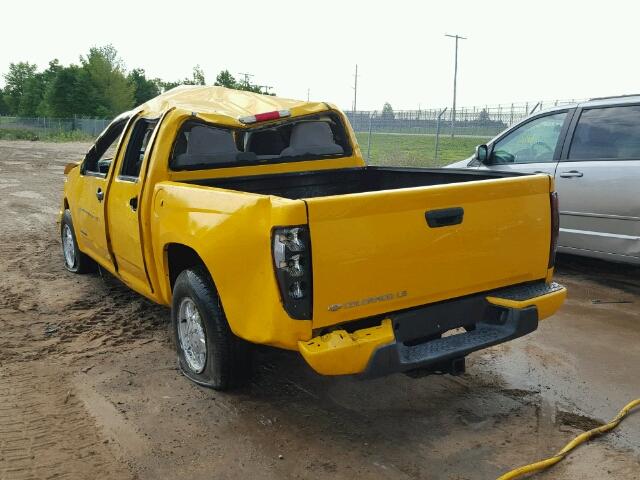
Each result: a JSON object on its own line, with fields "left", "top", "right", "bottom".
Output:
{"left": 306, "top": 175, "right": 552, "bottom": 328}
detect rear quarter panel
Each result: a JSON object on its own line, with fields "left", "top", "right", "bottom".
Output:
{"left": 150, "top": 182, "right": 312, "bottom": 349}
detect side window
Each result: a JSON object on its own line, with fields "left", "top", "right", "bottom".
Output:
{"left": 83, "top": 120, "right": 127, "bottom": 175}
{"left": 120, "top": 119, "right": 158, "bottom": 179}
{"left": 568, "top": 105, "right": 640, "bottom": 160}
{"left": 491, "top": 112, "right": 567, "bottom": 164}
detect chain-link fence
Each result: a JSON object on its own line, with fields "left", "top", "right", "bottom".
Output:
{"left": 346, "top": 99, "right": 583, "bottom": 167}
{"left": 1, "top": 98, "right": 583, "bottom": 166}
{"left": 0, "top": 116, "right": 110, "bottom": 139}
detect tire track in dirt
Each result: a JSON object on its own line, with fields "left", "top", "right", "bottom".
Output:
{"left": 0, "top": 363, "right": 131, "bottom": 480}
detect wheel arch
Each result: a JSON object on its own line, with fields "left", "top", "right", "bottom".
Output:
{"left": 165, "top": 243, "right": 210, "bottom": 294}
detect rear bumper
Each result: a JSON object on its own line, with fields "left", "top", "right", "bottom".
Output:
{"left": 298, "top": 281, "right": 566, "bottom": 377}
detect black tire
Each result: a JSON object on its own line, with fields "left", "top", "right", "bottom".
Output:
{"left": 61, "top": 209, "right": 97, "bottom": 274}
{"left": 172, "top": 266, "right": 252, "bottom": 390}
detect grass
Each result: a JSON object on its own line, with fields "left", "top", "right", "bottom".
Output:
{"left": 0, "top": 128, "right": 94, "bottom": 142}
{"left": 355, "top": 132, "right": 490, "bottom": 167}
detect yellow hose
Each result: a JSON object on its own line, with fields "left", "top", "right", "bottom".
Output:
{"left": 497, "top": 398, "right": 640, "bottom": 480}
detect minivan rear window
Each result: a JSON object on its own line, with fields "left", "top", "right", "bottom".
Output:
{"left": 170, "top": 112, "right": 352, "bottom": 171}
{"left": 568, "top": 105, "right": 640, "bottom": 160}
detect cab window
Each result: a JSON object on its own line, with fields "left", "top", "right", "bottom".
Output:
{"left": 83, "top": 119, "right": 128, "bottom": 176}
{"left": 169, "top": 113, "right": 351, "bottom": 171}
{"left": 120, "top": 119, "right": 158, "bottom": 179}
{"left": 568, "top": 105, "right": 640, "bottom": 160}
{"left": 490, "top": 112, "right": 567, "bottom": 164}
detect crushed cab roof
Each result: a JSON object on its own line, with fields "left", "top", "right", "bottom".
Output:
{"left": 138, "top": 85, "right": 330, "bottom": 124}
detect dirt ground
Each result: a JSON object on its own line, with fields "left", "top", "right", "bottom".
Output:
{"left": 0, "top": 140, "right": 639, "bottom": 480}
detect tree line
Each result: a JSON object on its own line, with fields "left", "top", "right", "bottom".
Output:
{"left": 0, "top": 45, "right": 273, "bottom": 119}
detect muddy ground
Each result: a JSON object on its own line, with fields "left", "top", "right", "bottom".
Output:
{"left": 0, "top": 140, "right": 638, "bottom": 480}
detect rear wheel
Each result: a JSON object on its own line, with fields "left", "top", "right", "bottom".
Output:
{"left": 61, "top": 210, "right": 97, "bottom": 274}
{"left": 172, "top": 266, "right": 252, "bottom": 390}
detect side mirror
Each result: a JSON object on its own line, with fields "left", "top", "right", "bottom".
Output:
{"left": 475, "top": 144, "right": 489, "bottom": 163}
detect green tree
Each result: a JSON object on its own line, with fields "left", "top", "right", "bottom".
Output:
{"left": 43, "top": 65, "right": 98, "bottom": 118}
{"left": 3, "top": 62, "right": 38, "bottom": 114}
{"left": 381, "top": 102, "right": 394, "bottom": 119}
{"left": 214, "top": 69, "right": 237, "bottom": 88}
{"left": 159, "top": 80, "right": 182, "bottom": 92}
{"left": 0, "top": 89, "right": 9, "bottom": 115}
{"left": 128, "top": 68, "right": 161, "bottom": 105}
{"left": 18, "top": 74, "right": 45, "bottom": 116}
{"left": 80, "top": 45, "right": 135, "bottom": 116}
{"left": 190, "top": 65, "right": 206, "bottom": 85}
{"left": 13, "top": 60, "right": 65, "bottom": 116}
{"left": 180, "top": 65, "right": 206, "bottom": 86}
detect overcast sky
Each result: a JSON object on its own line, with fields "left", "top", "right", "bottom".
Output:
{"left": 1, "top": 0, "right": 639, "bottom": 110}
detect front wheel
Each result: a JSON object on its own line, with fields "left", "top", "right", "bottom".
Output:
{"left": 61, "top": 210, "right": 97, "bottom": 274}
{"left": 172, "top": 266, "right": 252, "bottom": 390}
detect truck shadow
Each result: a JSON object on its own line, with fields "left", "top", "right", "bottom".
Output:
{"left": 555, "top": 253, "right": 640, "bottom": 295}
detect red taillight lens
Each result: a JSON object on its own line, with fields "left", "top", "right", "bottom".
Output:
{"left": 549, "top": 191, "right": 559, "bottom": 268}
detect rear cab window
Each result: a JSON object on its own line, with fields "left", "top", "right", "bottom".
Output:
{"left": 169, "top": 112, "right": 353, "bottom": 171}
{"left": 568, "top": 105, "right": 640, "bottom": 160}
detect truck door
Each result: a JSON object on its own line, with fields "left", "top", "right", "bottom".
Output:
{"left": 106, "top": 118, "right": 158, "bottom": 296}
{"left": 555, "top": 105, "right": 640, "bottom": 260}
{"left": 73, "top": 119, "right": 128, "bottom": 268}
{"left": 479, "top": 111, "right": 570, "bottom": 176}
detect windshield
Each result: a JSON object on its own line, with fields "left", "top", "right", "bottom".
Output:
{"left": 170, "top": 112, "right": 352, "bottom": 170}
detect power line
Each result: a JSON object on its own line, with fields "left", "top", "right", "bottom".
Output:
{"left": 444, "top": 34, "right": 467, "bottom": 137}
{"left": 237, "top": 72, "right": 254, "bottom": 87}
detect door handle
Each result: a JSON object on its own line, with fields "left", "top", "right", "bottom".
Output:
{"left": 96, "top": 187, "right": 104, "bottom": 202}
{"left": 425, "top": 207, "right": 464, "bottom": 228}
{"left": 559, "top": 170, "right": 583, "bottom": 178}
{"left": 129, "top": 196, "right": 138, "bottom": 211}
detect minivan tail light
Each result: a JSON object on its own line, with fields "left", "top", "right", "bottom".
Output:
{"left": 239, "top": 110, "right": 291, "bottom": 124}
{"left": 272, "top": 226, "right": 312, "bottom": 319}
{"left": 549, "top": 192, "right": 559, "bottom": 268}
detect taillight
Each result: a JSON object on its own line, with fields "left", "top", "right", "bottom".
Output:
{"left": 239, "top": 110, "right": 291, "bottom": 124}
{"left": 549, "top": 192, "right": 559, "bottom": 268}
{"left": 272, "top": 226, "right": 312, "bottom": 319}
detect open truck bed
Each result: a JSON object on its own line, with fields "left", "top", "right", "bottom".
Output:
{"left": 185, "top": 166, "right": 555, "bottom": 327}
{"left": 186, "top": 166, "right": 524, "bottom": 199}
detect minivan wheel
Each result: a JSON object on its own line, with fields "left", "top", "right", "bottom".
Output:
{"left": 61, "top": 210, "right": 97, "bottom": 274}
{"left": 172, "top": 266, "right": 252, "bottom": 390}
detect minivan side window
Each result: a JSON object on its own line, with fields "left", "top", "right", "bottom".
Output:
{"left": 568, "top": 105, "right": 640, "bottom": 160}
{"left": 490, "top": 112, "right": 567, "bottom": 164}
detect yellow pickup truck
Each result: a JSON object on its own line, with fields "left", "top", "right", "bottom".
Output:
{"left": 60, "top": 86, "right": 566, "bottom": 390}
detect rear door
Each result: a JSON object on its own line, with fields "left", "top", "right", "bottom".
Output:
{"left": 555, "top": 104, "right": 640, "bottom": 260}
{"left": 73, "top": 119, "right": 128, "bottom": 267}
{"left": 106, "top": 118, "right": 158, "bottom": 296}
{"left": 479, "top": 110, "right": 571, "bottom": 176}
{"left": 305, "top": 174, "right": 552, "bottom": 327}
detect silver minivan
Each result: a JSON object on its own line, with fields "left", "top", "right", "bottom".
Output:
{"left": 447, "top": 95, "right": 640, "bottom": 265}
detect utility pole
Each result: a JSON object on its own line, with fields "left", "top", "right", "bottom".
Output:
{"left": 352, "top": 64, "right": 359, "bottom": 113}
{"left": 445, "top": 34, "right": 466, "bottom": 137}
{"left": 238, "top": 72, "right": 254, "bottom": 88}
{"left": 307, "top": 88, "right": 310, "bottom": 101}
{"left": 258, "top": 85, "right": 273, "bottom": 95}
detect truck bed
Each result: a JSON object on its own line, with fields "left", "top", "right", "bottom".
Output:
{"left": 186, "top": 166, "right": 526, "bottom": 200}
{"left": 183, "top": 166, "right": 552, "bottom": 327}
